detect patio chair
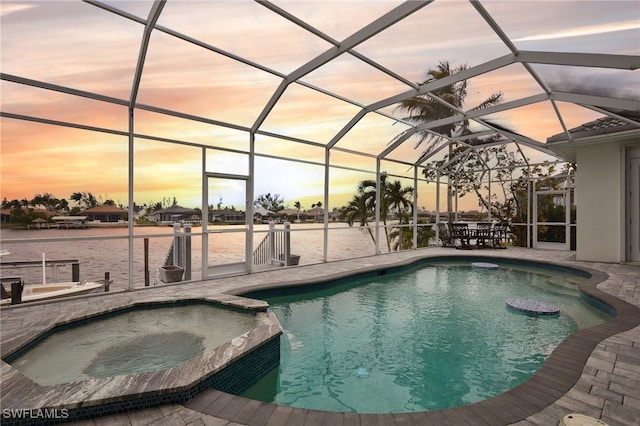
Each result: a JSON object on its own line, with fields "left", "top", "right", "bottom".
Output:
{"left": 449, "top": 223, "right": 472, "bottom": 249}
{"left": 491, "top": 222, "right": 509, "bottom": 249}
{"left": 437, "top": 222, "right": 455, "bottom": 247}
{"left": 475, "top": 222, "right": 493, "bottom": 248}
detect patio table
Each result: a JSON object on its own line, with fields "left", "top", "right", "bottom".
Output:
{"left": 449, "top": 222, "right": 505, "bottom": 249}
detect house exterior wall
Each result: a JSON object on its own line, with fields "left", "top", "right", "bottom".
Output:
{"left": 575, "top": 143, "right": 625, "bottom": 262}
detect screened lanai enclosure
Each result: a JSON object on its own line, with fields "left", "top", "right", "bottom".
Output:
{"left": 1, "top": 1, "right": 639, "bottom": 291}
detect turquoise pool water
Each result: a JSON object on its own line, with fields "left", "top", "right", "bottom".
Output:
{"left": 8, "top": 303, "right": 257, "bottom": 385}
{"left": 243, "top": 261, "right": 610, "bottom": 413}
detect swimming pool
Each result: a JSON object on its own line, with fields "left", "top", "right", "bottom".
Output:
{"left": 242, "top": 260, "right": 611, "bottom": 413}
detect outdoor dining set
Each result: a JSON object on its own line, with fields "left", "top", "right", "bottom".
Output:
{"left": 437, "top": 222, "right": 509, "bottom": 250}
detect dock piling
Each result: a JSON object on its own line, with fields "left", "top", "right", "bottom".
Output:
{"left": 72, "top": 263, "right": 80, "bottom": 282}
{"left": 144, "top": 238, "right": 150, "bottom": 287}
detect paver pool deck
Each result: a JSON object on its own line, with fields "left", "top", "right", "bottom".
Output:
{"left": 1, "top": 247, "right": 639, "bottom": 426}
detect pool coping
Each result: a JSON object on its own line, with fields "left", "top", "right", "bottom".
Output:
{"left": 1, "top": 249, "right": 638, "bottom": 425}
{"left": 206, "top": 253, "right": 640, "bottom": 425}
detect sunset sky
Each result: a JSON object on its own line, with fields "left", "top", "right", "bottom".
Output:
{"left": 1, "top": 0, "right": 638, "bottom": 212}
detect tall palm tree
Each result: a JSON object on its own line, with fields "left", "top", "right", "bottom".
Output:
{"left": 386, "top": 180, "right": 413, "bottom": 218}
{"left": 340, "top": 193, "right": 375, "bottom": 244}
{"left": 70, "top": 192, "right": 83, "bottom": 206}
{"left": 358, "top": 174, "right": 388, "bottom": 250}
{"left": 395, "top": 61, "right": 503, "bottom": 222}
{"left": 293, "top": 201, "right": 302, "bottom": 221}
{"left": 359, "top": 173, "right": 414, "bottom": 252}
{"left": 385, "top": 181, "right": 415, "bottom": 251}
{"left": 70, "top": 191, "right": 98, "bottom": 209}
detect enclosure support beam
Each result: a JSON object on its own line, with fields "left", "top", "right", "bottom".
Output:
{"left": 413, "top": 166, "right": 418, "bottom": 249}
{"left": 324, "top": 148, "right": 330, "bottom": 262}
{"left": 248, "top": 132, "right": 256, "bottom": 273}
{"left": 435, "top": 170, "right": 441, "bottom": 246}
{"left": 201, "top": 148, "right": 208, "bottom": 278}
{"left": 375, "top": 160, "right": 381, "bottom": 255}
{"left": 488, "top": 169, "right": 492, "bottom": 222}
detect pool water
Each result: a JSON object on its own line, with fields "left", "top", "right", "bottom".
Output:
{"left": 242, "top": 262, "right": 610, "bottom": 413}
{"left": 8, "top": 303, "right": 257, "bottom": 385}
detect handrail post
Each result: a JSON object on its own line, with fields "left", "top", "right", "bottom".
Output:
{"left": 173, "top": 223, "right": 183, "bottom": 266}
{"left": 268, "top": 221, "right": 275, "bottom": 265}
{"left": 284, "top": 222, "right": 291, "bottom": 267}
{"left": 184, "top": 224, "right": 192, "bottom": 280}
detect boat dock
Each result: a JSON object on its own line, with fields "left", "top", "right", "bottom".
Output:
{"left": 0, "top": 258, "right": 81, "bottom": 282}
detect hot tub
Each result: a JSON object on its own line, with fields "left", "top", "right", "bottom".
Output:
{"left": 1, "top": 298, "right": 282, "bottom": 424}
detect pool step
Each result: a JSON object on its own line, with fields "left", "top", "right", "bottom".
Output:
{"left": 527, "top": 277, "right": 580, "bottom": 297}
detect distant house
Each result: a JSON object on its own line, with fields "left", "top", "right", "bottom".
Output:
{"left": 152, "top": 205, "right": 201, "bottom": 224}
{"left": 280, "top": 208, "right": 301, "bottom": 222}
{"left": 306, "top": 207, "right": 324, "bottom": 222}
{"left": 547, "top": 115, "right": 640, "bottom": 263}
{"left": 210, "top": 208, "right": 244, "bottom": 224}
{"left": 83, "top": 205, "right": 128, "bottom": 223}
{"left": 0, "top": 209, "right": 10, "bottom": 223}
{"left": 134, "top": 207, "right": 146, "bottom": 221}
{"left": 1, "top": 208, "right": 58, "bottom": 223}
{"left": 416, "top": 209, "right": 433, "bottom": 221}
{"left": 253, "top": 207, "right": 278, "bottom": 223}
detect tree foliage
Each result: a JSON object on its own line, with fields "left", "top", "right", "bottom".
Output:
{"left": 422, "top": 143, "right": 575, "bottom": 246}
{"left": 70, "top": 192, "right": 99, "bottom": 209}
{"left": 254, "top": 193, "right": 285, "bottom": 212}
{"left": 2, "top": 193, "right": 69, "bottom": 211}
{"left": 339, "top": 173, "right": 415, "bottom": 252}
{"left": 423, "top": 143, "right": 526, "bottom": 221}
{"left": 394, "top": 60, "right": 503, "bottom": 221}
{"left": 394, "top": 61, "right": 503, "bottom": 157}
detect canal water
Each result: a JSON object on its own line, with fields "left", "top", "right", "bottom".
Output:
{"left": 0, "top": 223, "right": 378, "bottom": 291}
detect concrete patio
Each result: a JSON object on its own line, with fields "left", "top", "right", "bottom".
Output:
{"left": 1, "top": 247, "right": 639, "bottom": 426}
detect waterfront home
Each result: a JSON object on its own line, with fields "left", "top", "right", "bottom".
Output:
{"left": 82, "top": 205, "right": 128, "bottom": 223}
{"left": 151, "top": 205, "right": 201, "bottom": 225}
{"left": 210, "top": 208, "right": 244, "bottom": 224}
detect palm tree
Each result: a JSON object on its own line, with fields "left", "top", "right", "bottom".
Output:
{"left": 358, "top": 173, "right": 414, "bottom": 252}
{"left": 340, "top": 193, "right": 375, "bottom": 245}
{"left": 395, "top": 60, "right": 503, "bottom": 222}
{"left": 386, "top": 180, "right": 413, "bottom": 218}
{"left": 294, "top": 201, "right": 302, "bottom": 221}
{"left": 70, "top": 191, "right": 98, "bottom": 209}
{"left": 389, "top": 215, "right": 434, "bottom": 251}
{"left": 70, "top": 192, "right": 82, "bottom": 206}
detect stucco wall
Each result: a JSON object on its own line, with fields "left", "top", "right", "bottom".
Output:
{"left": 575, "top": 144, "right": 622, "bottom": 262}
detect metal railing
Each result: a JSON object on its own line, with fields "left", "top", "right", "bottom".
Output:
{"left": 253, "top": 222, "right": 294, "bottom": 267}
